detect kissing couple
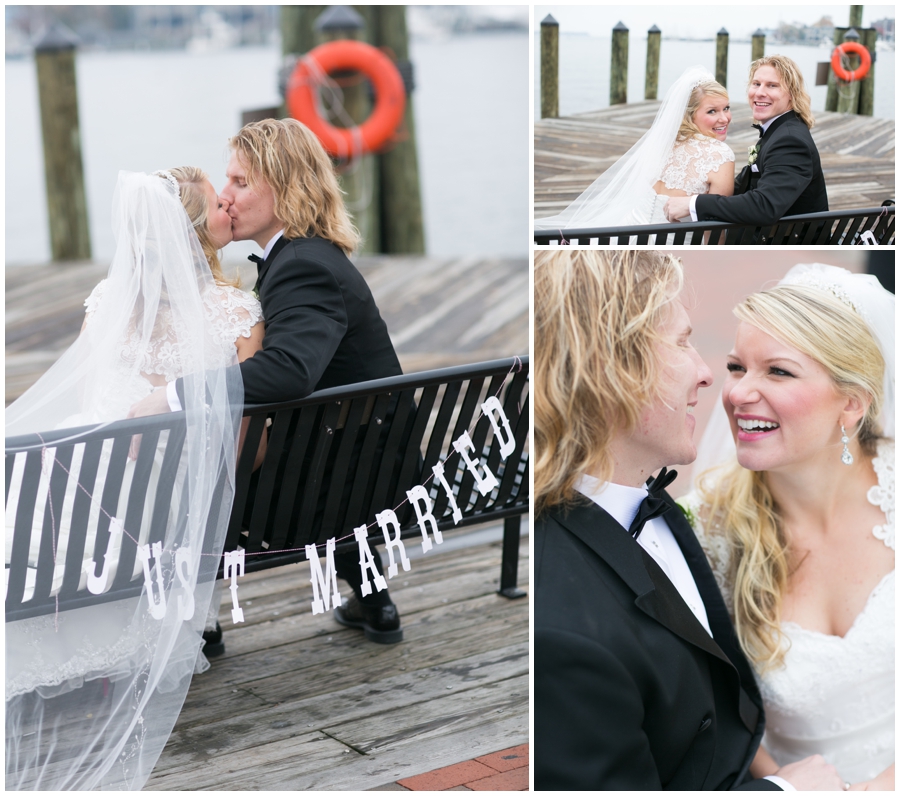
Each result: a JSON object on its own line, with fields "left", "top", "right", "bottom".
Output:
{"left": 6, "top": 119, "right": 404, "bottom": 789}
{"left": 535, "top": 55, "right": 828, "bottom": 235}
{"left": 534, "top": 252, "right": 894, "bottom": 790}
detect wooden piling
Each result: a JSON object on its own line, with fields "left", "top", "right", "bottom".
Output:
{"left": 857, "top": 27, "right": 876, "bottom": 117}
{"left": 715, "top": 28, "right": 728, "bottom": 88}
{"left": 645, "top": 25, "right": 661, "bottom": 101}
{"left": 35, "top": 24, "right": 91, "bottom": 262}
{"left": 751, "top": 29, "right": 765, "bottom": 62}
{"left": 540, "top": 15, "right": 559, "bottom": 119}
{"left": 610, "top": 22, "right": 628, "bottom": 106}
{"left": 849, "top": 6, "right": 864, "bottom": 29}
{"left": 370, "top": 5, "right": 425, "bottom": 253}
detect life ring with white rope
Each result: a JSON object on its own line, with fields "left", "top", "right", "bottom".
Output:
{"left": 286, "top": 39, "right": 406, "bottom": 158}
{"left": 831, "top": 41, "right": 872, "bottom": 82}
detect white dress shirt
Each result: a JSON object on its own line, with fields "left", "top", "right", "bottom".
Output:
{"left": 166, "top": 229, "right": 284, "bottom": 412}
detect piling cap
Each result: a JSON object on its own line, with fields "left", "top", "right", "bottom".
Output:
{"left": 753, "top": 28, "right": 766, "bottom": 37}
{"left": 314, "top": 5, "right": 364, "bottom": 32}
{"left": 844, "top": 27, "right": 860, "bottom": 41}
{"left": 718, "top": 27, "right": 729, "bottom": 35}
{"left": 648, "top": 24, "right": 661, "bottom": 33}
{"left": 541, "top": 14, "right": 559, "bottom": 27}
{"left": 613, "top": 21, "right": 629, "bottom": 32}
{"left": 35, "top": 22, "right": 79, "bottom": 52}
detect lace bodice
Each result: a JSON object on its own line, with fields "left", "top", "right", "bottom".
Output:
{"left": 659, "top": 134, "right": 734, "bottom": 195}
{"left": 85, "top": 279, "right": 262, "bottom": 383}
{"left": 683, "top": 439, "right": 895, "bottom": 782}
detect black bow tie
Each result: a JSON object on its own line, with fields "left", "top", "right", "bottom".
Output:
{"left": 628, "top": 467, "right": 678, "bottom": 540}
{"left": 752, "top": 123, "right": 764, "bottom": 138}
{"left": 248, "top": 253, "right": 264, "bottom": 267}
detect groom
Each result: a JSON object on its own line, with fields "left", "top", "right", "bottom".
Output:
{"left": 131, "top": 118, "right": 405, "bottom": 645}
{"left": 665, "top": 55, "right": 828, "bottom": 227}
{"left": 533, "top": 251, "right": 843, "bottom": 790}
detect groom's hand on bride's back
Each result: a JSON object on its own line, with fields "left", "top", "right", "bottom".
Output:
{"left": 775, "top": 755, "right": 844, "bottom": 790}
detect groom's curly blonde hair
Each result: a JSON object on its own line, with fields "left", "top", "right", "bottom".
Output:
{"left": 534, "top": 250, "right": 684, "bottom": 514}
{"left": 229, "top": 119, "right": 360, "bottom": 254}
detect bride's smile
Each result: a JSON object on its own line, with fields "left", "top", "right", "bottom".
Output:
{"left": 693, "top": 96, "right": 731, "bottom": 141}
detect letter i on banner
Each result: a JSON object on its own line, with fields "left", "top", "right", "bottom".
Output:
{"left": 376, "top": 510, "right": 411, "bottom": 578}
{"left": 224, "top": 549, "right": 245, "bottom": 623}
{"left": 306, "top": 538, "right": 342, "bottom": 615}
{"left": 353, "top": 525, "right": 388, "bottom": 597}
{"left": 406, "top": 484, "right": 443, "bottom": 553}
{"left": 453, "top": 430, "right": 499, "bottom": 496}
{"left": 432, "top": 461, "right": 463, "bottom": 524}
{"left": 138, "top": 541, "right": 167, "bottom": 620}
{"left": 481, "top": 396, "right": 515, "bottom": 460}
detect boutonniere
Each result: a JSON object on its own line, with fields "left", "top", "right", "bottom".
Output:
{"left": 252, "top": 286, "right": 260, "bottom": 300}
{"left": 675, "top": 499, "right": 697, "bottom": 529}
{"left": 747, "top": 143, "right": 760, "bottom": 165}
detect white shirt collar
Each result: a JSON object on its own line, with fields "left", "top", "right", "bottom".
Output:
{"left": 262, "top": 230, "right": 285, "bottom": 261}
{"left": 758, "top": 110, "right": 791, "bottom": 134}
{"left": 575, "top": 474, "right": 648, "bottom": 531}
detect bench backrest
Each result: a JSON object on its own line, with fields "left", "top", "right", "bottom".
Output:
{"left": 534, "top": 205, "right": 895, "bottom": 246}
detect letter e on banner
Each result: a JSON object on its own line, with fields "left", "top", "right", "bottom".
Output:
{"left": 432, "top": 461, "right": 463, "bottom": 524}
{"left": 453, "top": 430, "right": 499, "bottom": 496}
{"left": 376, "top": 509, "right": 411, "bottom": 578}
{"left": 138, "top": 541, "right": 167, "bottom": 620}
{"left": 354, "top": 525, "right": 387, "bottom": 597}
{"left": 174, "top": 546, "right": 195, "bottom": 621}
{"left": 307, "top": 538, "right": 342, "bottom": 615}
{"left": 407, "top": 484, "right": 443, "bottom": 553}
{"left": 481, "top": 396, "right": 515, "bottom": 460}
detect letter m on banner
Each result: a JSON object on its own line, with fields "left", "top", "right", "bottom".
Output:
{"left": 307, "top": 538, "right": 343, "bottom": 615}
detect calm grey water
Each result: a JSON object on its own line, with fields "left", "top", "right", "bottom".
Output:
{"left": 534, "top": 35, "right": 895, "bottom": 120}
{"left": 6, "top": 33, "right": 528, "bottom": 265}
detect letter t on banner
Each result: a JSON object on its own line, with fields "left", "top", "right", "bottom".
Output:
{"left": 353, "top": 525, "right": 388, "bottom": 597}
{"left": 453, "top": 430, "right": 499, "bottom": 496}
{"left": 376, "top": 510, "right": 411, "bottom": 578}
{"left": 224, "top": 549, "right": 245, "bottom": 623}
{"left": 407, "top": 484, "right": 443, "bottom": 553}
{"left": 481, "top": 396, "right": 516, "bottom": 459}
{"left": 306, "top": 538, "right": 343, "bottom": 615}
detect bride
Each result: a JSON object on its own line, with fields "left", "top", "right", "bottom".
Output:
{"left": 5, "top": 169, "right": 262, "bottom": 789}
{"left": 535, "top": 65, "right": 734, "bottom": 232}
{"left": 683, "top": 265, "right": 894, "bottom": 790}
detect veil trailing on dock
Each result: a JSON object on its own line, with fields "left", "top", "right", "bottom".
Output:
{"left": 534, "top": 65, "right": 714, "bottom": 232}
{"left": 5, "top": 172, "right": 243, "bottom": 789}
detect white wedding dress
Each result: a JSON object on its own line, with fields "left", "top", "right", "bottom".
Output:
{"left": 683, "top": 439, "right": 895, "bottom": 783}
{"left": 5, "top": 278, "right": 262, "bottom": 699}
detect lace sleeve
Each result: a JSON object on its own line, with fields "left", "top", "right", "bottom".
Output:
{"left": 679, "top": 490, "right": 735, "bottom": 614}
{"left": 660, "top": 136, "right": 736, "bottom": 195}
{"left": 868, "top": 439, "right": 895, "bottom": 550}
{"left": 204, "top": 285, "right": 264, "bottom": 346}
{"left": 83, "top": 280, "right": 107, "bottom": 318}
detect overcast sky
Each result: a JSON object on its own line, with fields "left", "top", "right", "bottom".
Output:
{"left": 534, "top": 5, "right": 894, "bottom": 40}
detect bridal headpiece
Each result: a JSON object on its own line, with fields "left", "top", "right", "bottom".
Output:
{"left": 782, "top": 266, "right": 871, "bottom": 322}
{"left": 153, "top": 169, "right": 181, "bottom": 201}
{"left": 690, "top": 69, "right": 715, "bottom": 89}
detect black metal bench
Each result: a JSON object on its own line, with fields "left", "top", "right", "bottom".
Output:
{"left": 5, "top": 357, "right": 530, "bottom": 624}
{"left": 534, "top": 203, "right": 895, "bottom": 246}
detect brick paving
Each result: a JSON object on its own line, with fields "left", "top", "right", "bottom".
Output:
{"left": 393, "top": 744, "right": 529, "bottom": 791}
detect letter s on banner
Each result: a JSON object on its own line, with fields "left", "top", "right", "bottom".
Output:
{"left": 174, "top": 546, "right": 195, "bottom": 621}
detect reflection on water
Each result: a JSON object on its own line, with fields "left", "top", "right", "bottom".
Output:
{"left": 6, "top": 33, "right": 528, "bottom": 265}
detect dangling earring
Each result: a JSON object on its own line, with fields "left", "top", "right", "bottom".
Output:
{"left": 840, "top": 425, "right": 853, "bottom": 466}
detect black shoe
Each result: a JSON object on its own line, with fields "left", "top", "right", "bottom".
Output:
{"left": 202, "top": 622, "right": 225, "bottom": 658}
{"left": 334, "top": 594, "right": 403, "bottom": 644}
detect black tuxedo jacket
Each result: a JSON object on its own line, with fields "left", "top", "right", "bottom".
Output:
{"left": 535, "top": 492, "right": 781, "bottom": 791}
{"left": 240, "top": 236, "right": 402, "bottom": 404}
{"left": 695, "top": 111, "right": 828, "bottom": 226}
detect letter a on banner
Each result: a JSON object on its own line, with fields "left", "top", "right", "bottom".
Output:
{"left": 224, "top": 549, "right": 245, "bottom": 623}
{"left": 481, "top": 396, "right": 516, "bottom": 460}
{"left": 453, "top": 430, "right": 499, "bottom": 496}
{"left": 138, "top": 541, "right": 167, "bottom": 620}
{"left": 376, "top": 510, "right": 411, "bottom": 578}
{"left": 86, "top": 516, "right": 124, "bottom": 595}
{"left": 354, "top": 525, "right": 387, "bottom": 597}
{"left": 432, "top": 461, "right": 463, "bottom": 524}
{"left": 407, "top": 484, "right": 443, "bottom": 553}
{"left": 307, "top": 538, "right": 343, "bottom": 615}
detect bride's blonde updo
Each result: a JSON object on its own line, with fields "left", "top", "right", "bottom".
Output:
{"left": 677, "top": 80, "right": 729, "bottom": 142}
{"left": 698, "top": 285, "right": 886, "bottom": 672}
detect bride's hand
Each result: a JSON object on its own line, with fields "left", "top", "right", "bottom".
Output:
{"left": 849, "top": 763, "right": 894, "bottom": 791}
{"left": 126, "top": 387, "right": 172, "bottom": 460}
{"left": 664, "top": 195, "right": 691, "bottom": 222}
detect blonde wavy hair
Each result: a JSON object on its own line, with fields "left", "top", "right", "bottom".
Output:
{"left": 534, "top": 250, "right": 684, "bottom": 514}
{"left": 749, "top": 55, "right": 815, "bottom": 129}
{"left": 161, "top": 166, "right": 239, "bottom": 287}
{"left": 698, "top": 285, "right": 885, "bottom": 671}
{"left": 229, "top": 118, "right": 359, "bottom": 254}
{"left": 677, "top": 80, "right": 729, "bottom": 142}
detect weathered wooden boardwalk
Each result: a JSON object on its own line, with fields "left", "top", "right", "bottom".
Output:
{"left": 5, "top": 255, "right": 528, "bottom": 405}
{"left": 535, "top": 101, "right": 895, "bottom": 218}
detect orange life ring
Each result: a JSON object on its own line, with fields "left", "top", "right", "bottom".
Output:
{"left": 286, "top": 40, "right": 406, "bottom": 158}
{"left": 831, "top": 41, "right": 872, "bottom": 82}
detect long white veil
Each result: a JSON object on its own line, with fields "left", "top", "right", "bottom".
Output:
{"left": 535, "top": 65, "right": 713, "bottom": 231}
{"left": 5, "top": 172, "right": 243, "bottom": 789}
{"left": 694, "top": 264, "right": 896, "bottom": 485}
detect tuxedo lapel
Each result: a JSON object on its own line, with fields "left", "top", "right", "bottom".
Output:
{"left": 255, "top": 236, "right": 291, "bottom": 296}
{"left": 757, "top": 111, "right": 797, "bottom": 161}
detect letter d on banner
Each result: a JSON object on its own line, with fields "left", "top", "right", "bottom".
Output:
{"left": 481, "top": 396, "right": 515, "bottom": 459}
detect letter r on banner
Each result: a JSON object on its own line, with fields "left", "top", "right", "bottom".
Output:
{"left": 354, "top": 525, "right": 387, "bottom": 597}
{"left": 224, "top": 549, "right": 245, "bottom": 624}
{"left": 481, "top": 396, "right": 515, "bottom": 460}
{"left": 407, "top": 485, "right": 443, "bottom": 553}
{"left": 376, "top": 509, "right": 411, "bottom": 578}
{"left": 307, "top": 539, "right": 342, "bottom": 615}
{"left": 453, "top": 430, "right": 499, "bottom": 496}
